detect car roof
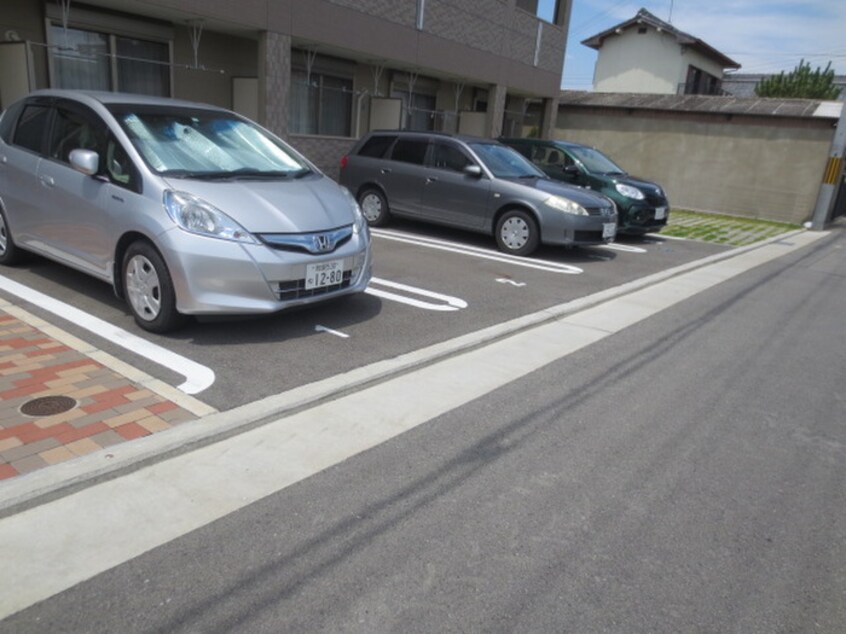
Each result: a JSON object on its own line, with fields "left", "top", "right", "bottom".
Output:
{"left": 501, "top": 137, "right": 588, "bottom": 151}
{"left": 366, "top": 129, "right": 498, "bottom": 145}
{"left": 25, "top": 89, "right": 226, "bottom": 112}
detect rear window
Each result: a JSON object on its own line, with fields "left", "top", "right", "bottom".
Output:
{"left": 358, "top": 135, "right": 396, "bottom": 158}
{"left": 13, "top": 105, "right": 51, "bottom": 154}
{"left": 390, "top": 138, "right": 428, "bottom": 165}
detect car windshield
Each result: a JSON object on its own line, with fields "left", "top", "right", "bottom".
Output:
{"left": 567, "top": 146, "right": 626, "bottom": 175}
{"left": 469, "top": 142, "right": 545, "bottom": 179}
{"left": 108, "top": 106, "right": 307, "bottom": 178}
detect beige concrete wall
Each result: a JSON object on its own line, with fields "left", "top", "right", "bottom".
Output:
{"left": 555, "top": 109, "right": 834, "bottom": 224}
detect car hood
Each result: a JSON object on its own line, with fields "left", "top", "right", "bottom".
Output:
{"left": 161, "top": 175, "right": 354, "bottom": 233}
{"left": 609, "top": 174, "right": 665, "bottom": 199}
{"left": 517, "top": 176, "right": 612, "bottom": 206}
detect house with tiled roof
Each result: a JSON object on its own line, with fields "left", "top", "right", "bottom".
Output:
{"left": 581, "top": 8, "right": 740, "bottom": 95}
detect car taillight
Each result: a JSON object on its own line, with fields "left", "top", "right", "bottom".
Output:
{"left": 340, "top": 155, "right": 348, "bottom": 170}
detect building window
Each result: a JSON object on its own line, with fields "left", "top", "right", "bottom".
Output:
{"left": 290, "top": 69, "right": 353, "bottom": 137}
{"left": 684, "top": 65, "right": 722, "bottom": 96}
{"left": 48, "top": 24, "right": 170, "bottom": 96}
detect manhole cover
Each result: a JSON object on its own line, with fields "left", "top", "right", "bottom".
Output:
{"left": 20, "top": 395, "right": 78, "bottom": 417}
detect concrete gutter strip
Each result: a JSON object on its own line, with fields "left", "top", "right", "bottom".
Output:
{"left": 0, "top": 229, "right": 827, "bottom": 515}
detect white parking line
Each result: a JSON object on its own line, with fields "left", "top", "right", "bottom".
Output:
{"left": 0, "top": 275, "right": 215, "bottom": 395}
{"left": 600, "top": 242, "right": 648, "bottom": 253}
{"left": 371, "top": 229, "right": 583, "bottom": 274}
{"left": 366, "top": 277, "right": 467, "bottom": 311}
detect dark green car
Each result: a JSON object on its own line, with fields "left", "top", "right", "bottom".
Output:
{"left": 501, "top": 138, "right": 669, "bottom": 235}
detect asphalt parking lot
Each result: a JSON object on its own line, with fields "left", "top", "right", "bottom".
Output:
{"left": 0, "top": 219, "right": 727, "bottom": 412}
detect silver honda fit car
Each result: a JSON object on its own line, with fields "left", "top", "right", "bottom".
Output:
{"left": 0, "top": 90, "right": 372, "bottom": 332}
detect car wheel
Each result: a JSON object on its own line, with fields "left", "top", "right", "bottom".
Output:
{"left": 0, "top": 207, "right": 24, "bottom": 265}
{"left": 123, "top": 241, "right": 187, "bottom": 333}
{"left": 358, "top": 189, "right": 391, "bottom": 226}
{"left": 495, "top": 209, "right": 539, "bottom": 256}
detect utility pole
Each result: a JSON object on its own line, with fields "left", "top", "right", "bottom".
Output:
{"left": 811, "top": 101, "right": 846, "bottom": 230}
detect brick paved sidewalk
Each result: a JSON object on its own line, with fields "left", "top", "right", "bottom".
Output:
{"left": 0, "top": 308, "right": 209, "bottom": 481}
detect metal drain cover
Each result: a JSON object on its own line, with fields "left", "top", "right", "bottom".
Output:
{"left": 20, "top": 395, "right": 78, "bottom": 417}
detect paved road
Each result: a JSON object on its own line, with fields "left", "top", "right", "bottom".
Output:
{"left": 2, "top": 226, "right": 844, "bottom": 632}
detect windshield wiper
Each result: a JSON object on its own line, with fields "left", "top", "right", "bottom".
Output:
{"left": 293, "top": 168, "right": 313, "bottom": 179}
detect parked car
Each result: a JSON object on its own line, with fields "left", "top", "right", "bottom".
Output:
{"left": 501, "top": 138, "right": 669, "bottom": 235}
{"left": 0, "top": 90, "right": 372, "bottom": 333}
{"left": 339, "top": 131, "right": 617, "bottom": 256}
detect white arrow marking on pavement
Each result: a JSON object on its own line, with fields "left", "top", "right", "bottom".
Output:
{"left": 0, "top": 274, "right": 215, "bottom": 394}
{"left": 366, "top": 277, "right": 467, "bottom": 311}
{"left": 315, "top": 325, "right": 350, "bottom": 338}
{"left": 496, "top": 278, "right": 527, "bottom": 287}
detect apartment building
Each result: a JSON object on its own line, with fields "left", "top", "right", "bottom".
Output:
{"left": 0, "top": 0, "right": 572, "bottom": 175}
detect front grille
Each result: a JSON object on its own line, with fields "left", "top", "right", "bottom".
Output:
{"left": 258, "top": 225, "right": 353, "bottom": 255}
{"left": 275, "top": 270, "right": 352, "bottom": 301}
{"left": 586, "top": 204, "right": 615, "bottom": 217}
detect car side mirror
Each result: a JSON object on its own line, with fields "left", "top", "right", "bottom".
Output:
{"left": 464, "top": 164, "right": 483, "bottom": 178}
{"left": 69, "top": 149, "right": 100, "bottom": 176}
{"left": 564, "top": 165, "right": 580, "bottom": 176}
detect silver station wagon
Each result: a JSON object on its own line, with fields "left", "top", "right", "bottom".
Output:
{"left": 0, "top": 90, "right": 372, "bottom": 332}
{"left": 340, "top": 131, "right": 617, "bottom": 256}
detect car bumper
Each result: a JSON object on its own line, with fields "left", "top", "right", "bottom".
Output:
{"left": 159, "top": 228, "right": 373, "bottom": 315}
{"left": 540, "top": 211, "right": 619, "bottom": 247}
{"left": 619, "top": 202, "right": 670, "bottom": 234}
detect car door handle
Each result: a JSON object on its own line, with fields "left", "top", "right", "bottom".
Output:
{"left": 40, "top": 175, "right": 55, "bottom": 187}
{"left": 380, "top": 168, "right": 392, "bottom": 175}
{"left": 426, "top": 177, "right": 438, "bottom": 184}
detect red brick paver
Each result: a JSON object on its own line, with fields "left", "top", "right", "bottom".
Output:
{"left": 0, "top": 309, "right": 200, "bottom": 480}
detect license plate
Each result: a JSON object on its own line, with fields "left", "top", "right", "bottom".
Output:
{"left": 602, "top": 223, "right": 616, "bottom": 239}
{"left": 305, "top": 260, "right": 344, "bottom": 290}
{"left": 655, "top": 206, "right": 667, "bottom": 220}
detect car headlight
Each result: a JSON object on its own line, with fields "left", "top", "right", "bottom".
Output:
{"left": 545, "top": 195, "right": 588, "bottom": 216}
{"left": 163, "top": 191, "right": 257, "bottom": 244}
{"left": 343, "top": 187, "right": 370, "bottom": 240}
{"left": 615, "top": 183, "right": 645, "bottom": 200}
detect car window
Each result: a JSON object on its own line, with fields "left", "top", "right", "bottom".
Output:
{"left": 0, "top": 101, "right": 25, "bottom": 144}
{"left": 48, "top": 107, "right": 107, "bottom": 165}
{"left": 105, "top": 136, "right": 140, "bottom": 192}
{"left": 567, "top": 146, "right": 625, "bottom": 175}
{"left": 358, "top": 135, "right": 396, "bottom": 158}
{"left": 430, "top": 142, "right": 472, "bottom": 173}
{"left": 12, "top": 104, "right": 51, "bottom": 154}
{"left": 390, "top": 138, "right": 428, "bottom": 165}
{"left": 110, "top": 106, "right": 306, "bottom": 177}
{"left": 468, "top": 142, "right": 544, "bottom": 179}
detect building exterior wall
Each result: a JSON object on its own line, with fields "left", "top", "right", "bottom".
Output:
{"left": 0, "top": 0, "right": 569, "bottom": 161}
{"left": 593, "top": 29, "right": 728, "bottom": 95}
{"left": 555, "top": 108, "right": 834, "bottom": 224}
{"left": 594, "top": 30, "right": 683, "bottom": 94}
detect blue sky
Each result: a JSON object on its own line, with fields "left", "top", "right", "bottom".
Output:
{"left": 556, "top": 0, "right": 846, "bottom": 90}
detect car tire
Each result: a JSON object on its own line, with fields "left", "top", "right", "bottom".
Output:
{"left": 495, "top": 209, "right": 539, "bottom": 256}
{"left": 122, "top": 240, "right": 187, "bottom": 333}
{"left": 0, "top": 207, "right": 24, "bottom": 266}
{"left": 358, "top": 188, "right": 391, "bottom": 227}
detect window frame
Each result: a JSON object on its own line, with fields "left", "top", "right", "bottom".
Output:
{"left": 45, "top": 10, "right": 174, "bottom": 97}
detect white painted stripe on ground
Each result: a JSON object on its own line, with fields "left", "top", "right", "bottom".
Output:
{"left": 0, "top": 275, "right": 215, "bottom": 394}
{"left": 315, "top": 325, "right": 350, "bottom": 338}
{"left": 371, "top": 229, "right": 583, "bottom": 274}
{"left": 0, "top": 230, "right": 827, "bottom": 620}
{"left": 366, "top": 277, "right": 467, "bottom": 311}
{"left": 600, "top": 242, "right": 648, "bottom": 253}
